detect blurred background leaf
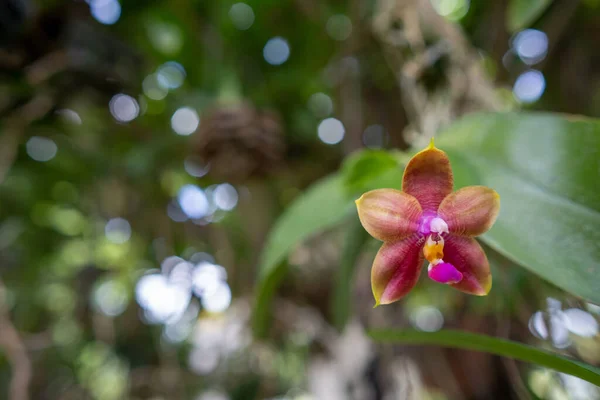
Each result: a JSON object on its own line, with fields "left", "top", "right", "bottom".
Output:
{"left": 507, "top": 0, "right": 554, "bottom": 32}
{"left": 253, "top": 174, "right": 353, "bottom": 337}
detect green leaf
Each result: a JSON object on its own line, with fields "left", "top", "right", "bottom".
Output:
{"left": 253, "top": 174, "right": 354, "bottom": 337}
{"left": 369, "top": 329, "right": 600, "bottom": 386}
{"left": 437, "top": 112, "right": 600, "bottom": 303}
{"left": 342, "top": 150, "right": 400, "bottom": 194}
{"left": 331, "top": 215, "right": 370, "bottom": 332}
{"left": 507, "top": 0, "right": 553, "bottom": 32}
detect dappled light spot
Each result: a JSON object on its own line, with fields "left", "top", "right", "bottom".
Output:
{"left": 229, "top": 3, "right": 255, "bottom": 31}
{"left": 142, "top": 74, "right": 168, "bottom": 100}
{"left": 178, "top": 184, "right": 209, "bottom": 219}
{"left": 308, "top": 93, "right": 333, "bottom": 118}
{"left": 430, "top": 0, "right": 470, "bottom": 21}
{"left": 213, "top": 183, "right": 238, "bottom": 211}
{"left": 171, "top": 107, "right": 200, "bottom": 135}
{"left": 362, "top": 124, "right": 388, "bottom": 149}
{"left": 104, "top": 218, "right": 131, "bottom": 244}
{"left": 317, "top": 118, "right": 344, "bottom": 145}
{"left": 410, "top": 306, "right": 444, "bottom": 332}
{"left": 513, "top": 70, "right": 545, "bottom": 103}
{"left": 263, "top": 37, "right": 290, "bottom": 65}
{"left": 326, "top": 15, "right": 352, "bottom": 41}
{"left": 26, "top": 136, "right": 57, "bottom": 162}
{"left": 90, "top": 0, "right": 121, "bottom": 25}
{"left": 513, "top": 29, "right": 548, "bottom": 65}
{"left": 109, "top": 94, "right": 139, "bottom": 122}
{"left": 157, "top": 61, "right": 186, "bottom": 89}
{"left": 92, "top": 280, "right": 129, "bottom": 317}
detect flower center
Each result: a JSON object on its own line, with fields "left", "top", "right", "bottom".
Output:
{"left": 421, "top": 216, "right": 462, "bottom": 284}
{"left": 418, "top": 214, "right": 449, "bottom": 236}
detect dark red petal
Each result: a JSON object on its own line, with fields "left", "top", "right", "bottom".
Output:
{"left": 402, "top": 140, "right": 453, "bottom": 212}
{"left": 438, "top": 186, "right": 500, "bottom": 236}
{"left": 371, "top": 235, "right": 425, "bottom": 305}
{"left": 444, "top": 236, "right": 492, "bottom": 295}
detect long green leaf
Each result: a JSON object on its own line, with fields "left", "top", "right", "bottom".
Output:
{"left": 253, "top": 174, "right": 354, "bottom": 337}
{"left": 436, "top": 112, "right": 600, "bottom": 304}
{"left": 369, "top": 329, "right": 600, "bottom": 386}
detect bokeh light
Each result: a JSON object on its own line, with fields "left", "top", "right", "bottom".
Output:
{"left": 229, "top": 3, "right": 255, "bottom": 30}
{"left": 195, "top": 391, "right": 230, "bottom": 400}
{"left": 513, "top": 70, "right": 545, "bottom": 103}
{"left": 147, "top": 21, "right": 183, "bottom": 56}
{"left": 104, "top": 218, "right": 131, "bottom": 244}
{"left": 109, "top": 94, "right": 139, "bottom": 123}
{"left": 190, "top": 252, "right": 216, "bottom": 264}
{"left": 171, "top": 107, "right": 200, "bottom": 136}
{"left": 50, "top": 207, "right": 85, "bottom": 236}
{"left": 142, "top": 74, "right": 168, "bottom": 100}
{"left": 184, "top": 157, "right": 209, "bottom": 178}
{"left": 157, "top": 61, "right": 186, "bottom": 89}
{"left": 213, "top": 184, "right": 238, "bottom": 211}
{"left": 136, "top": 273, "right": 191, "bottom": 324}
{"left": 326, "top": 15, "right": 352, "bottom": 41}
{"left": 563, "top": 308, "right": 599, "bottom": 337}
{"left": 89, "top": 0, "right": 121, "bottom": 25}
{"left": 161, "top": 255, "right": 185, "bottom": 274}
{"left": 201, "top": 282, "right": 232, "bottom": 313}
{"left": 26, "top": 136, "right": 57, "bottom": 162}
{"left": 167, "top": 200, "right": 188, "bottom": 222}
{"left": 56, "top": 109, "right": 82, "bottom": 125}
{"left": 178, "top": 184, "right": 209, "bottom": 219}
{"left": 170, "top": 261, "right": 194, "bottom": 291}
{"left": 317, "top": 118, "right": 345, "bottom": 145}
{"left": 192, "top": 262, "right": 227, "bottom": 297}
{"left": 92, "top": 280, "right": 129, "bottom": 317}
{"left": 411, "top": 306, "right": 444, "bottom": 332}
{"left": 430, "top": 0, "right": 470, "bottom": 21}
{"left": 263, "top": 37, "right": 290, "bottom": 65}
{"left": 513, "top": 29, "right": 548, "bottom": 66}
{"left": 307, "top": 93, "right": 333, "bottom": 118}
{"left": 189, "top": 346, "right": 221, "bottom": 375}
{"left": 526, "top": 299, "right": 599, "bottom": 349}
{"left": 362, "top": 124, "right": 388, "bottom": 149}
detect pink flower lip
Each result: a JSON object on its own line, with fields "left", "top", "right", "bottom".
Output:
{"left": 428, "top": 262, "right": 463, "bottom": 284}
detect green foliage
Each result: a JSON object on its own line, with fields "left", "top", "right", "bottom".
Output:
{"left": 369, "top": 329, "right": 600, "bottom": 386}
{"left": 507, "top": 0, "right": 554, "bottom": 32}
{"left": 437, "top": 112, "right": 600, "bottom": 304}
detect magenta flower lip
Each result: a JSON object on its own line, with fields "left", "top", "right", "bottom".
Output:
{"left": 355, "top": 139, "right": 500, "bottom": 306}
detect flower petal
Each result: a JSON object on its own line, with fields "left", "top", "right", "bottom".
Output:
{"left": 443, "top": 236, "right": 492, "bottom": 295}
{"left": 438, "top": 186, "right": 500, "bottom": 236}
{"left": 371, "top": 235, "right": 424, "bottom": 305}
{"left": 402, "top": 140, "right": 453, "bottom": 212}
{"left": 356, "top": 189, "right": 422, "bottom": 242}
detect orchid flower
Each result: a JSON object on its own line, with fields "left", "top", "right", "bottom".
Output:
{"left": 355, "top": 140, "right": 500, "bottom": 306}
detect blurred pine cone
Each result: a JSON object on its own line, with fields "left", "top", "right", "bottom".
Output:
{"left": 193, "top": 102, "right": 285, "bottom": 182}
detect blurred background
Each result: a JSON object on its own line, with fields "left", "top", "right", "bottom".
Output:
{"left": 1, "top": 0, "right": 600, "bottom": 399}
